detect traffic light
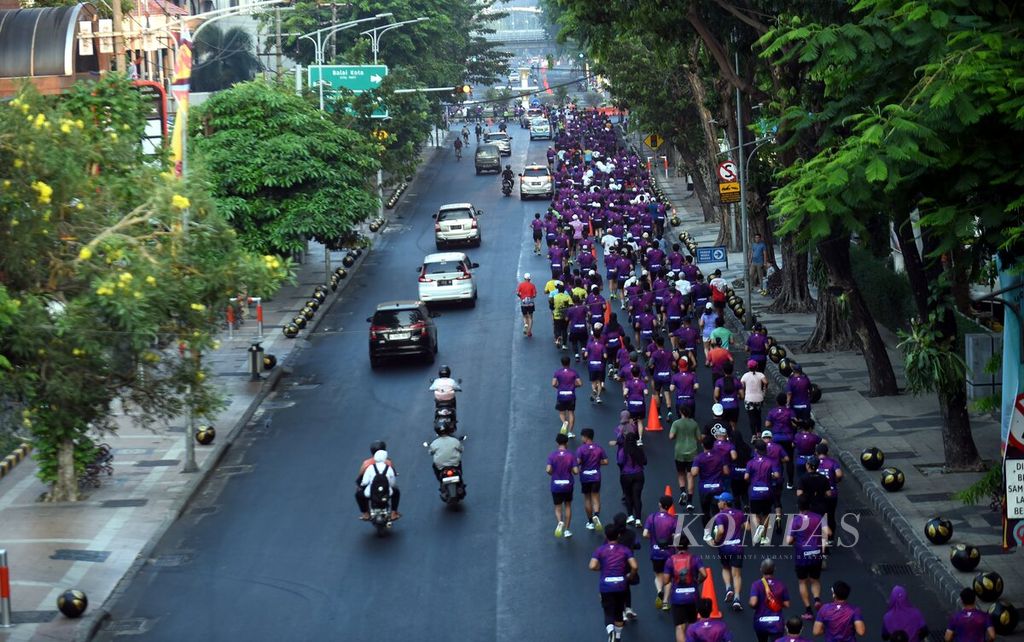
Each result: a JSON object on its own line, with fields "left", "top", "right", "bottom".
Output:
{"left": 454, "top": 84, "right": 472, "bottom": 96}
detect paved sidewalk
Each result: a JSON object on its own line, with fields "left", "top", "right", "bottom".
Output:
{"left": 0, "top": 146, "right": 439, "bottom": 642}
{"left": 656, "top": 168, "right": 1023, "bottom": 630}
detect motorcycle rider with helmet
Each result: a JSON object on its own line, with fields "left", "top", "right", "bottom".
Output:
{"left": 428, "top": 423, "right": 465, "bottom": 491}
{"left": 501, "top": 165, "right": 515, "bottom": 195}
{"left": 357, "top": 441, "right": 400, "bottom": 521}
{"left": 430, "top": 365, "right": 461, "bottom": 407}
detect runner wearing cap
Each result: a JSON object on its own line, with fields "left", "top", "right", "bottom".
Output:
{"left": 516, "top": 273, "right": 538, "bottom": 337}
{"left": 711, "top": 491, "right": 747, "bottom": 613}
{"left": 746, "top": 440, "right": 780, "bottom": 545}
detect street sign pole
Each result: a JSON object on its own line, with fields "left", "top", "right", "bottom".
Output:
{"left": 735, "top": 49, "right": 752, "bottom": 328}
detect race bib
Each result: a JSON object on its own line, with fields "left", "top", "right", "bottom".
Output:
{"left": 674, "top": 587, "right": 696, "bottom": 595}
{"left": 553, "top": 479, "right": 570, "bottom": 486}
{"left": 521, "top": 297, "right": 534, "bottom": 306}
{"left": 582, "top": 469, "right": 598, "bottom": 477}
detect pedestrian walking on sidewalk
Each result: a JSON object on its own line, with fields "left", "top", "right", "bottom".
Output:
{"left": 813, "top": 580, "right": 866, "bottom": 640}
{"left": 944, "top": 588, "right": 996, "bottom": 642}
{"left": 749, "top": 558, "right": 790, "bottom": 642}
{"left": 590, "top": 524, "right": 638, "bottom": 642}
{"left": 547, "top": 433, "right": 579, "bottom": 539}
{"left": 577, "top": 428, "right": 608, "bottom": 532}
{"left": 642, "top": 495, "right": 678, "bottom": 611}
{"left": 749, "top": 233, "right": 767, "bottom": 295}
{"left": 711, "top": 491, "right": 746, "bottom": 612}
{"left": 881, "top": 585, "right": 929, "bottom": 642}
{"left": 552, "top": 355, "right": 582, "bottom": 437}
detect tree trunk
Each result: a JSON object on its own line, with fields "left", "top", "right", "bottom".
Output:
{"left": 893, "top": 212, "right": 982, "bottom": 470}
{"left": 682, "top": 156, "right": 717, "bottom": 223}
{"left": 817, "top": 235, "right": 899, "bottom": 396}
{"left": 681, "top": 48, "right": 723, "bottom": 227}
{"left": 767, "top": 235, "right": 815, "bottom": 313}
{"left": 49, "top": 437, "right": 79, "bottom": 502}
{"left": 802, "top": 290, "right": 858, "bottom": 352}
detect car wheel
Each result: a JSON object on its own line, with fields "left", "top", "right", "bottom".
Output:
{"left": 425, "top": 348, "right": 436, "bottom": 364}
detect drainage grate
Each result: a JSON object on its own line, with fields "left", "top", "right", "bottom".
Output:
{"left": 135, "top": 459, "right": 179, "bottom": 467}
{"left": 976, "top": 544, "right": 1013, "bottom": 556}
{"left": 104, "top": 617, "right": 151, "bottom": 634}
{"left": 871, "top": 562, "right": 915, "bottom": 576}
{"left": 101, "top": 499, "right": 148, "bottom": 508}
{"left": 11, "top": 610, "right": 57, "bottom": 624}
{"left": 149, "top": 552, "right": 193, "bottom": 567}
{"left": 50, "top": 549, "right": 111, "bottom": 563}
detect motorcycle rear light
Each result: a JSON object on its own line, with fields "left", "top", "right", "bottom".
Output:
{"left": 444, "top": 469, "right": 455, "bottom": 477}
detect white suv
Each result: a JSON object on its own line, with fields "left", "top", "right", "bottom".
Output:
{"left": 519, "top": 164, "right": 553, "bottom": 200}
{"left": 529, "top": 117, "right": 551, "bottom": 140}
{"left": 417, "top": 252, "right": 479, "bottom": 306}
{"left": 434, "top": 203, "right": 482, "bottom": 249}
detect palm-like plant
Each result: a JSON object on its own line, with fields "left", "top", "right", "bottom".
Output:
{"left": 192, "top": 25, "right": 263, "bottom": 92}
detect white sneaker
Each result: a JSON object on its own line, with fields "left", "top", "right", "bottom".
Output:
{"left": 568, "top": 432, "right": 576, "bottom": 439}
{"left": 624, "top": 607, "right": 638, "bottom": 620}
{"left": 555, "top": 521, "right": 564, "bottom": 538}
{"left": 586, "top": 521, "right": 596, "bottom": 530}
{"left": 753, "top": 524, "right": 766, "bottom": 543}
{"left": 563, "top": 529, "right": 573, "bottom": 538}
{"left": 702, "top": 530, "right": 714, "bottom": 544}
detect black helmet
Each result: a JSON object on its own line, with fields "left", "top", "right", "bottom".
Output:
{"left": 434, "top": 417, "right": 455, "bottom": 435}
{"left": 506, "top": 164, "right": 511, "bottom": 170}
{"left": 370, "top": 440, "right": 386, "bottom": 454}
{"left": 438, "top": 365, "right": 451, "bottom": 378}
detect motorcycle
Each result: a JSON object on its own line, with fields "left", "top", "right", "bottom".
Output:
{"left": 432, "top": 377, "right": 461, "bottom": 431}
{"left": 501, "top": 177, "right": 514, "bottom": 197}
{"left": 423, "top": 435, "right": 468, "bottom": 506}
{"left": 368, "top": 495, "right": 394, "bottom": 536}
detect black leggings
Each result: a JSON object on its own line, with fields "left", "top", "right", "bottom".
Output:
{"left": 601, "top": 591, "right": 627, "bottom": 625}
{"left": 620, "top": 472, "right": 645, "bottom": 520}
{"left": 825, "top": 496, "right": 838, "bottom": 538}
{"left": 778, "top": 440, "right": 795, "bottom": 485}
{"left": 355, "top": 487, "right": 401, "bottom": 512}
{"left": 745, "top": 402, "right": 763, "bottom": 439}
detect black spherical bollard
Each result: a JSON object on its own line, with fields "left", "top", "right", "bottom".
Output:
{"left": 312, "top": 290, "right": 327, "bottom": 303}
{"left": 314, "top": 284, "right": 328, "bottom": 294}
{"left": 336, "top": 269, "right": 348, "bottom": 280}
{"left": 727, "top": 296, "right": 740, "bottom": 308}
{"left": 306, "top": 299, "right": 321, "bottom": 312}
{"left": 292, "top": 315, "right": 307, "bottom": 329}
{"left": 262, "top": 354, "right": 277, "bottom": 370}
{"left": 950, "top": 543, "right": 981, "bottom": 572}
{"left": 991, "top": 600, "right": 1019, "bottom": 634}
{"left": 283, "top": 323, "right": 299, "bottom": 338}
{"left": 860, "top": 447, "right": 885, "bottom": 471}
{"left": 300, "top": 307, "right": 315, "bottom": 321}
{"left": 195, "top": 425, "right": 216, "bottom": 445}
{"left": 769, "top": 345, "right": 787, "bottom": 364}
{"left": 734, "top": 306, "right": 745, "bottom": 319}
{"left": 810, "top": 383, "right": 822, "bottom": 403}
{"left": 57, "top": 589, "right": 88, "bottom": 618}
{"left": 342, "top": 255, "right": 356, "bottom": 268}
{"left": 880, "top": 466, "right": 905, "bottom": 491}
{"left": 777, "top": 358, "right": 794, "bottom": 377}
{"left": 924, "top": 517, "right": 953, "bottom": 544}
{"left": 974, "top": 571, "right": 1005, "bottom": 602}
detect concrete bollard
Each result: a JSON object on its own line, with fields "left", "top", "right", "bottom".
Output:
{"left": 0, "top": 549, "right": 11, "bottom": 627}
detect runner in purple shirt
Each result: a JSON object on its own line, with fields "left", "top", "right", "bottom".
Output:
{"left": 576, "top": 428, "right": 608, "bottom": 532}
{"left": 665, "top": 290, "right": 686, "bottom": 332}
{"left": 530, "top": 213, "right": 545, "bottom": 256}
{"left": 711, "top": 492, "right": 746, "bottom": 612}
{"left": 749, "top": 559, "right": 791, "bottom": 642}
{"left": 586, "top": 289, "right": 607, "bottom": 326}
{"left": 691, "top": 436, "right": 730, "bottom": 527}
{"left": 787, "top": 496, "right": 827, "bottom": 620}
{"left": 786, "top": 362, "right": 813, "bottom": 421}
{"left": 648, "top": 336, "right": 676, "bottom": 419}
{"left": 792, "top": 419, "right": 823, "bottom": 485}
{"left": 815, "top": 443, "right": 843, "bottom": 544}
{"left": 622, "top": 366, "right": 648, "bottom": 433}
{"left": 566, "top": 299, "right": 589, "bottom": 362}
{"left": 766, "top": 393, "right": 797, "bottom": 487}
{"left": 590, "top": 526, "right": 638, "bottom": 641}
{"left": 546, "top": 433, "right": 578, "bottom": 539}
{"left": 642, "top": 496, "right": 679, "bottom": 609}
{"left": 552, "top": 355, "right": 582, "bottom": 438}
{"left": 671, "top": 359, "right": 699, "bottom": 420}
{"left": 944, "top": 588, "right": 996, "bottom": 642}
{"left": 812, "top": 581, "right": 866, "bottom": 641}
{"left": 777, "top": 616, "right": 813, "bottom": 642}
{"left": 548, "top": 244, "right": 567, "bottom": 279}
{"left": 583, "top": 330, "right": 607, "bottom": 404}
{"left": 685, "top": 599, "right": 734, "bottom": 641}
{"left": 747, "top": 324, "right": 769, "bottom": 370}
{"left": 666, "top": 536, "right": 707, "bottom": 638}
{"left": 746, "top": 441, "right": 780, "bottom": 545}
{"left": 672, "top": 316, "right": 699, "bottom": 367}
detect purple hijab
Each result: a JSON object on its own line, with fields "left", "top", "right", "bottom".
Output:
{"left": 882, "top": 586, "right": 927, "bottom": 641}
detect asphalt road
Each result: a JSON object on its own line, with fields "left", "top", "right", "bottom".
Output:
{"left": 98, "top": 124, "right": 951, "bottom": 641}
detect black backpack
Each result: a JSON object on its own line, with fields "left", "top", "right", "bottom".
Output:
{"left": 368, "top": 464, "right": 391, "bottom": 506}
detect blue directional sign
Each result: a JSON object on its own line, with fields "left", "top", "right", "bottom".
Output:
{"left": 696, "top": 245, "right": 728, "bottom": 266}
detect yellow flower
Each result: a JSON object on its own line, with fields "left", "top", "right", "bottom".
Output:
{"left": 118, "top": 272, "right": 133, "bottom": 283}
{"left": 20, "top": 103, "right": 29, "bottom": 114}
{"left": 171, "top": 194, "right": 191, "bottom": 210}
{"left": 145, "top": 275, "right": 157, "bottom": 286}
{"left": 72, "top": 348, "right": 84, "bottom": 357}
{"left": 33, "top": 113, "right": 46, "bottom": 129}
{"left": 60, "top": 122, "right": 72, "bottom": 134}
{"left": 196, "top": 372, "right": 206, "bottom": 382}
{"left": 13, "top": 159, "right": 23, "bottom": 168}
{"left": 31, "top": 181, "right": 53, "bottom": 205}
{"left": 96, "top": 285, "right": 114, "bottom": 296}
{"left": 10, "top": 98, "right": 20, "bottom": 108}
{"left": 133, "top": 291, "right": 142, "bottom": 299}
{"left": 75, "top": 119, "right": 84, "bottom": 129}
{"left": 2, "top": 180, "right": 9, "bottom": 189}
{"left": 109, "top": 132, "right": 118, "bottom": 141}
{"left": 212, "top": 340, "right": 221, "bottom": 350}
{"left": 122, "top": 124, "right": 131, "bottom": 131}
{"left": 190, "top": 303, "right": 206, "bottom": 311}
{"left": 76, "top": 202, "right": 84, "bottom": 210}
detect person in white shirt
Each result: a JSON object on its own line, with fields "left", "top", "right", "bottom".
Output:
{"left": 360, "top": 449, "right": 400, "bottom": 520}
{"left": 740, "top": 359, "right": 769, "bottom": 439}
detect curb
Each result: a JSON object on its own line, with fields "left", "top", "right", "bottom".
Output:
{"left": 0, "top": 442, "right": 32, "bottom": 481}
{"left": 79, "top": 143, "right": 443, "bottom": 642}
{"left": 719, "top": 306, "right": 968, "bottom": 614}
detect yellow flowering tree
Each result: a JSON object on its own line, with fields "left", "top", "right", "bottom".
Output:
{"left": 0, "top": 76, "right": 288, "bottom": 501}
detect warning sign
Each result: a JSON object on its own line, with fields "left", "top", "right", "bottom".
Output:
{"left": 718, "top": 181, "right": 740, "bottom": 204}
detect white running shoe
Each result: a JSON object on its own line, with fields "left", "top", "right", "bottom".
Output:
{"left": 563, "top": 529, "right": 572, "bottom": 539}
{"left": 586, "top": 521, "right": 596, "bottom": 531}
{"left": 624, "top": 607, "right": 638, "bottom": 620}
{"left": 702, "top": 530, "right": 714, "bottom": 544}
{"left": 555, "top": 521, "right": 564, "bottom": 538}
{"left": 568, "top": 432, "right": 575, "bottom": 439}
{"left": 753, "top": 524, "right": 766, "bottom": 543}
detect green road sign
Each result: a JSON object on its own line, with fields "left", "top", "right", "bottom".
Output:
{"left": 308, "top": 65, "right": 389, "bottom": 117}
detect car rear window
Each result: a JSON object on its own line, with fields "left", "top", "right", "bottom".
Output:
{"left": 476, "top": 146, "right": 499, "bottom": 157}
{"left": 423, "top": 261, "right": 463, "bottom": 275}
{"left": 524, "top": 168, "right": 549, "bottom": 177}
{"left": 531, "top": 118, "right": 548, "bottom": 126}
{"left": 485, "top": 133, "right": 509, "bottom": 141}
{"left": 373, "top": 309, "right": 422, "bottom": 327}
{"left": 438, "top": 209, "right": 473, "bottom": 221}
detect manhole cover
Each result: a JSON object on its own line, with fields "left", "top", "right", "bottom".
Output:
{"left": 871, "top": 563, "right": 915, "bottom": 576}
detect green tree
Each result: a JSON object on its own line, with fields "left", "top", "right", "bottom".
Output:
{"left": 192, "top": 25, "right": 263, "bottom": 93}
{"left": 191, "top": 80, "right": 380, "bottom": 255}
{"left": 0, "top": 76, "right": 285, "bottom": 501}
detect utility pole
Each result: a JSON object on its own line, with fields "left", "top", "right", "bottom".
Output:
{"left": 735, "top": 48, "right": 752, "bottom": 328}
{"left": 112, "top": 0, "right": 124, "bottom": 72}
{"left": 275, "top": 7, "right": 283, "bottom": 78}
{"left": 329, "top": 2, "right": 337, "bottom": 62}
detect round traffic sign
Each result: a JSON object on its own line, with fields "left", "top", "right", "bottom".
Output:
{"left": 718, "top": 161, "right": 738, "bottom": 182}
{"left": 711, "top": 247, "right": 726, "bottom": 261}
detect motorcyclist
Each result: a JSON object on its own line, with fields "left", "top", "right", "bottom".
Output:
{"left": 357, "top": 441, "right": 400, "bottom": 521}
{"left": 453, "top": 136, "right": 463, "bottom": 160}
{"left": 501, "top": 164, "right": 515, "bottom": 184}
{"left": 461, "top": 125, "right": 469, "bottom": 143}
{"left": 430, "top": 365, "right": 461, "bottom": 407}
{"left": 428, "top": 425, "right": 464, "bottom": 485}
{"left": 474, "top": 122, "right": 483, "bottom": 142}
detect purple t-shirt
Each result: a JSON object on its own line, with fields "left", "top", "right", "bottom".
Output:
{"left": 576, "top": 443, "right": 606, "bottom": 483}
{"left": 818, "top": 456, "right": 841, "bottom": 495}
{"left": 747, "top": 332, "right": 769, "bottom": 355}
{"left": 644, "top": 510, "right": 677, "bottom": 560}
{"left": 788, "top": 374, "right": 812, "bottom": 407}
{"left": 547, "top": 448, "right": 575, "bottom": 493}
{"left": 666, "top": 552, "right": 704, "bottom": 604}
{"left": 584, "top": 339, "right": 606, "bottom": 372}
{"left": 767, "top": 406, "right": 795, "bottom": 441}
{"left": 592, "top": 542, "right": 633, "bottom": 593}
{"left": 671, "top": 371, "right": 697, "bottom": 402}
{"left": 712, "top": 508, "right": 745, "bottom": 553}
{"left": 673, "top": 325, "right": 699, "bottom": 350}
{"left": 747, "top": 456, "right": 777, "bottom": 499}
{"left": 793, "top": 430, "right": 822, "bottom": 462}
{"left": 790, "top": 512, "right": 825, "bottom": 565}
{"left": 765, "top": 442, "right": 787, "bottom": 470}
{"left": 715, "top": 376, "right": 741, "bottom": 410}
{"left": 553, "top": 367, "right": 579, "bottom": 402}
{"left": 624, "top": 376, "right": 646, "bottom": 403}
{"left": 946, "top": 608, "right": 993, "bottom": 642}
{"left": 774, "top": 637, "right": 812, "bottom": 642}
{"left": 548, "top": 246, "right": 566, "bottom": 268}
{"left": 685, "top": 620, "right": 734, "bottom": 642}
{"left": 567, "top": 304, "right": 588, "bottom": 333}
{"left": 815, "top": 601, "right": 864, "bottom": 642}
{"left": 693, "top": 451, "right": 726, "bottom": 492}
{"left": 751, "top": 577, "right": 789, "bottom": 632}
{"left": 649, "top": 349, "right": 674, "bottom": 381}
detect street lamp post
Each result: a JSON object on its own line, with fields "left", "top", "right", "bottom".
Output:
{"left": 300, "top": 13, "right": 393, "bottom": 111}
{"left": 359, "top": 17, "right": 429, "bottom": 218}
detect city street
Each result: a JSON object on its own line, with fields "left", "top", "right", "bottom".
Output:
{"left": 97, "top": 125, "right": 950, "bottom": 641}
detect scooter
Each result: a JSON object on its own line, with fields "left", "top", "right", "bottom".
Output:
{"left": 368, "top": 495, "right": 393, "bottom": 536}
{"left": 432, "top": 377, "right": 461, "bottom": 430}
{"left": 501, "top": 177, "right": 514, "bottom": 197}
{"left": 423, "top": 435, "right": 468, "bottom": 506}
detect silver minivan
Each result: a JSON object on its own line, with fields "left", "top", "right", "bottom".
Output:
{"left": 434, "top": 203, "right": 482, "bottom": 249}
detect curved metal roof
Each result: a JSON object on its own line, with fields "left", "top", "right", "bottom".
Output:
{"left": 0, "top": 5, "right": 87, "bottom": 78}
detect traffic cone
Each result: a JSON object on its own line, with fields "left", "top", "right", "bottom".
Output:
{"left": 647, "top": 396, "right": 663, "bottom": 432}
{"left": 588, "top": 219, "right": 594, "bottom": 236}
{"left": 603, "top": 301, "right": 611, "bottom": 325}
{"left": 664, "top": 485, "right": 676, "bottom": 516}
{"left": 701, "top": 572, "right": 722, "bottom": 618}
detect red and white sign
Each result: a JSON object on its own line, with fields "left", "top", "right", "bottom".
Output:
{"left": 718, "top": 161, "right": 738, "bottom": 182}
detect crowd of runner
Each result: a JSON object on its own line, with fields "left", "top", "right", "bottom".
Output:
{"left": 521, "top": 107, "right": 997, "bottom": 642}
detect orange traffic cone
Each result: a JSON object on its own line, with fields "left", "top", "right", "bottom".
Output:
{"left": 664, "top": 485, "right": 676, "bottom": 516}
{"left": 646, "top": 396, "right": 663, "bottom": 432}
{"left": 588, "top": 219, "right": 594, "bottom": 236}
{"left": 701, "top": 571, "right": 722, "bottom": 618}
{"left": 603, "top": 301, "right": 611, "bottom": 325}
{"left": 591, "top": 245, "right": 597, "bottom": 260}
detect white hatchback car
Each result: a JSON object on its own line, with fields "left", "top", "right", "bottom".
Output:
{"left": 519, "top": 164, "right": 553, "bottom": 199}
{"left": 417, "top": 252, "right": 479, "bottom": 306}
